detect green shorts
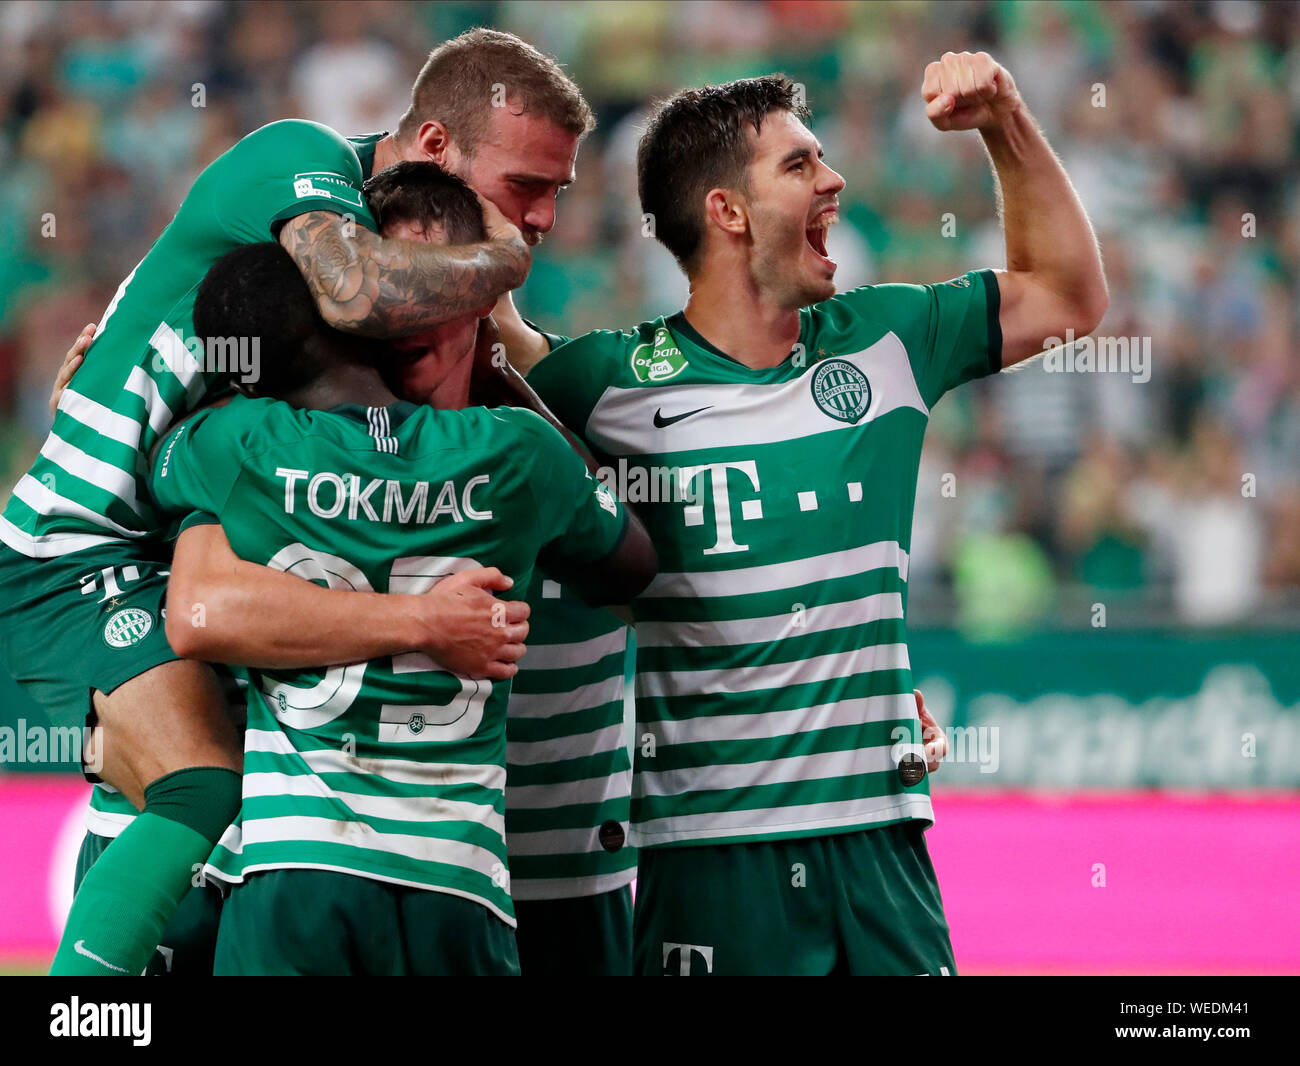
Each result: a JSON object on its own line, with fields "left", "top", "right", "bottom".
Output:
{"left": 77, "top": 830, "right": 223, "bottom": 976}
{"left": 0, "top": 541, "right": 179, "bottom": 732}
{"left": 214, "top": 869, "right": 520, "bottom": 976}
{"left": 633, "top": 822, "right": 956, "bottom": 976}
{"left": 514, "top": 885, "right": 633, "bottom": 976}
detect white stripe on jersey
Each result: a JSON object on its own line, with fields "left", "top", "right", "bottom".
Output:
{"left": 504, "top": 675, "right": 623, "bottom": 719}
{"left": 238, "top": 815, "right": 509, "bottom": 905}
{"left": 631, "top": 794, "right": 935, "bottom": 847}
{"left": 12, "top": 476, "right": 146, "bottom": 539}
{"left": 245, "top": 728, "right": 506, "bottom": 791}
{"left": 123, "top": 366, "right": 177, "bottom": 438}
{"left": 519, "top": 628, "right": 627, "bottom": 671}
{"left": 636, "top": 642, "right": 911, "bottom": 700}
{"left": 38, "top": 433, "right": 144, "bottom": 515}
{"left": 504, "top": 821, "right": 629, "bottom": 857}
{"left": 635, "top": 742, "right": 914, "bottom": 799}
{"left": 0, "top": 515, "right": 123, "bottom": 557}
{"left": 635, "top": 591, "right": 904, "bottom": 648}
{"left": 641, "top": 540, "right": 910, "bottom": 600}
{"left": 242, "top": 770, "right": 504, "bottom": 836}
{"left": 505, "top": 764, "right": 630, "bottom": 811}
{"left": 506, "top": 721, "right": 625, "bottom": 766}
{"left": 641, "top": 691, "right": 917, "bottom": 748}
{"left": 58, "top": 389, "right": 147, "bottom": 449}
{"left": 584, "top": 331, "right": 928, "bottom": 455}
{"left": 149, "top": 322, "right": 207, "bottom": 405}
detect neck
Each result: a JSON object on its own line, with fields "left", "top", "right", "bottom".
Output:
{"left": 370, "top": 134, "right": 403, "bottom": 177}
{"left": 281, "top": 362, "right": 399, "bottom": 411}
{"left": 682, "top": 261, "right": 802, "bottom": 370}
{"left": 428, "top": 353, "right": 474, "bottom": 411}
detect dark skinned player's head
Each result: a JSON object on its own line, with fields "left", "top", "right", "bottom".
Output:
{"left": 192, "top": 241, "right": 350, "bottom": 400}
{"left": 193, "top": 162, "right": 486, "bottom": 401}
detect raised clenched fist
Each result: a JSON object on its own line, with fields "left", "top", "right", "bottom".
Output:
{"left": 922, "top": 51, "right": 1023, "bottom": 132}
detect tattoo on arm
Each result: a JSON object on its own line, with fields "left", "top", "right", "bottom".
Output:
{"left": 279, "top": 211, "right": 530, "bottom": 338}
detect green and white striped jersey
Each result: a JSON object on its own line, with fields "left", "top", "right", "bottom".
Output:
{"left": 527, "top": 270, "right": 1002, "bottom": 849}
{"left": 150, "top": 395, "right": 628, "bottom": 924}
{"left": 505, "top": 573, "right": 635, "bottom": 900}
{"left": 1, "top": 120, "right": 380, "bottom": 560}
{"left": 6, "top": 120, "right": 381, "bottom": 835}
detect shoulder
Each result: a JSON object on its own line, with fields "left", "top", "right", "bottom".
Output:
{"left": 811, "top": 281, "right": 932, "bottom": 335}
{"left": 235, "top": 119, "right": 358, "bottom": 155}
{"left": 539, "top": 319, "right": 666, "bottom": 385}
{"left": 215, "top": 120, "right": 363, "bottom": 178}
{"left": 480, "top": 406, "right": 561, "bottom": 444}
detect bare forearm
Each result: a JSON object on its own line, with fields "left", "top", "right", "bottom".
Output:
{"left": 168, "top": 563, "right": 423, "bottom": 669}
{"left": 980, "top": 108, "right": 1106, "bottom": 318}
{"left": 280, "top": 211, "right": 531, "bottom": 338}
{"left": 492, "top": 292, "right": 551, "bottom": 374}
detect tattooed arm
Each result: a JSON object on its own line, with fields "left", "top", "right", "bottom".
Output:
{"left": 278, "top": 209, "right": 531, "bottom": 338}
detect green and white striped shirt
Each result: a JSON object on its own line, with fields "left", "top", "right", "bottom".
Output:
{"left": 506, "top": 574, "right": 635, "bottom": 900}
{"left": 527, "top": 270, "right": 1002, "bottom": 848}
{"left": 151, "top": 396, "right": 628, "bottom": 922}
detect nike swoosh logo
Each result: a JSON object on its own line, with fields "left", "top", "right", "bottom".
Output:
{"left": 653, "top": 406, "right": 712, "bottom": 428}
{"left": 74, "top": 939, "right": 130, "bottom": 973}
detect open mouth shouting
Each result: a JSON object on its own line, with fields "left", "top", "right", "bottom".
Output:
{"left": 806, "top": 203, "right": 840, "bottom": 273}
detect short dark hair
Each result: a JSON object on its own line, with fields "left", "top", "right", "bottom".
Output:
{"left": 396, "top": 28, "right": 594, "bottom": 153}
{"left": 192, "top": 243, "right": 330, "bottom": 397}
{"left": 363, "top": 161, "right": 486, "bottom": 242}
{"left": 637, "top": 75, "right": 808, "bottom": 271}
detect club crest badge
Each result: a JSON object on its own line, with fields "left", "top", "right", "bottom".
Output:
{"left": 811, "top": 358, "right": 872, "bottom": 424}
{"left": 103, "top": 607, "right": 153, "bottom": 649}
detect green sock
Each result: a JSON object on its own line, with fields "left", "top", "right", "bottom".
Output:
{"left": 50, "top": 767, "right": 240, "bottom": 976}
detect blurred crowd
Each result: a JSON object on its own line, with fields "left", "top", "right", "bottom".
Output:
{"left": 1, "top": 0, "right": 1297, "bottom": 633}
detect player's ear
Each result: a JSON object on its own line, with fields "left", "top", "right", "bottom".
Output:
{"left": 414, "top": 120, "right": 454, "bottom": 167}
{"left": 703, "top": 187, "right": 747, "bottom": 238}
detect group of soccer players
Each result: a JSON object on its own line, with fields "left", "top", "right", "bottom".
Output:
{"left": 1, "top": 29, "right": 1105, "bottom": 975}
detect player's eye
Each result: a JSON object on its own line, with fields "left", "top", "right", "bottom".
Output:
{"left": 789, "top": 161, "right": 805, "bottom": 173}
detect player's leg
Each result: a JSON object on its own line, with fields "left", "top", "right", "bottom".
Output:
{"left": 75, "top": 831, "right": 223, "bottom": 976}
{"left": 633, "top": 839, "right": 839, "bottom": 976}
{"left": 51, "top": 657, "right": 242, "bottom": 975}
{"left": 399, "top": 888, "right": 520, "bottom": 976}
{"left": 514, "top": 885, "right": 633, "bottom": 976}
{"left": 0, "top": 545, "right": 240, "bottom": 975}
{"left": 832, "top": 822, "right": 957, "bottom": 976}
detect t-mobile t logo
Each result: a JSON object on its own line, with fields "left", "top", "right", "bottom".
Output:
{"left": 663, "top": 941, "right": 715, "bottom": 975}
{"left": 678, "top": 460, "right": 761, "bottom": 555}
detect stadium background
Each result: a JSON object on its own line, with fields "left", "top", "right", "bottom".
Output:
{"left": 0, "top": 0, "right": 1296, "bottom": 974}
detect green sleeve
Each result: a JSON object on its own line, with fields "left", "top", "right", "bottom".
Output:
{"left": 515, "top": 413, "right": 629, "bottom": 567}
{"left": 208, "top": 119, "right": 378, "bottom": 243}
{"left": 522, "top": 317, "right": 570, "bottom": 353}
{"left": 524, "top": 329, "right": 628, "bottom": 437}
{"left": 829, "top": 268, "right": 1002, "bottom": 408}
{"left": 151, "top": 408, "right": 244, "bottom": 520}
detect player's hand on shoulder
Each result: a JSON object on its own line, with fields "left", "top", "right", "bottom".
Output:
{"left": 415, "top": 566, "right": 530, "bottom": 680}
{"left": 49, "top": 322, "right": 95, "bottom": 417}
{"left": 922, "top": 51, "right": 1023, "bottom": 132}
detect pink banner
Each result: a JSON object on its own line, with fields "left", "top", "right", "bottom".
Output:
{"left": 928, "top": 790, "right": 1300, "bottom": 975}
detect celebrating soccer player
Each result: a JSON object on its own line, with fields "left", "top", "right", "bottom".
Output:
{"left": 0, "top": 27, "right": 585, "bottom": 976}
{"left": 498, "top": 53, "right": 1107, "bottom": 974}
{"left": 154, "top": 222, "right": 651, "bottom": 973}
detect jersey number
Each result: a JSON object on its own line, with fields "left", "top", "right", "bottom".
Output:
{"left": 260, "top": 545, "right": 490, "bottom": 742}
